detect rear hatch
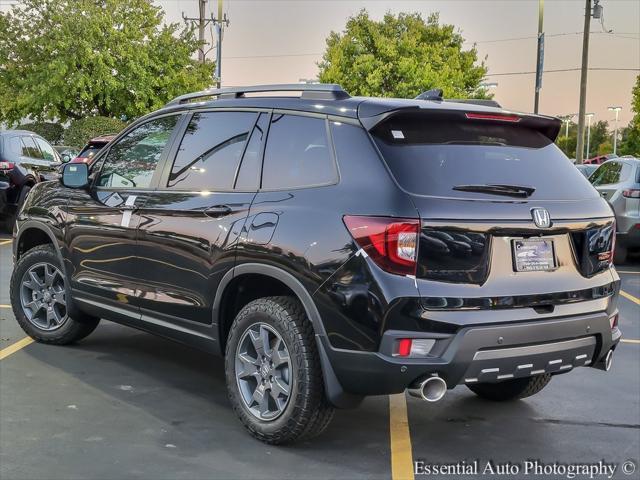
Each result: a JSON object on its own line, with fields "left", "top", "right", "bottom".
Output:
{"left": 369, "top": 109, "right": 615, "bottom": 305}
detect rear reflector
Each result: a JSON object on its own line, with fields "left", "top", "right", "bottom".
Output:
{"left": 0, "top": 161, "right": 15, "bottom": 170}
{"left": 609, "top": 314, "right": 619, "bottom": 329}
{"left": 622, "top": 189, "right": 640, "bottom": 198}
{"left": 397, "top": 339, "right": 412, "bottom": 357}
{"left": 465, "top": 112, "right": 521, "bottom": 122}
{"left": 343, "top": 216, "right": 419, "bottom": 275}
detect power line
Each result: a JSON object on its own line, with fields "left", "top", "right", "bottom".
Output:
{"left": 487, "top": 67, "right": 639, "bottom": 76}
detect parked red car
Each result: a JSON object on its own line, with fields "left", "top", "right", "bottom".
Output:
{"left": 71, "top": 134, "right": 116, "bottom": 164}
{"left": 583, "top": 153, "right": 618, "bottom": 165}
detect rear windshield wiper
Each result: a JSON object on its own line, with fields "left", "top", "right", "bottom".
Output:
{"left": 452, "top": 183, "right": 536, "bottom": 198}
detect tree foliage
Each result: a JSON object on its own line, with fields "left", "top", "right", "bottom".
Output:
{"left": 63, "top": 116, "right": 127, "bottom": 147}
{"left": 0, "top": 0, "right": 215, "bottom": 124}
{"left": 556, "top": 120, "right": 611, "bottom": 159}
{"left": 619, "top": 75, "right": 640, "bottom": 157}
{"left": 16, "top": 122, "right": 64, "bottom": 144}
{"left": 317, "top": 10, "right": 489, "bottom": 99}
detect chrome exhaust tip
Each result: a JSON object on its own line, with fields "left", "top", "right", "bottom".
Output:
{"left": 604, "top": 349, "right": 613, "bottom": 371}
{"left": 407, "top": 376, "right": 447, "bottom": 402}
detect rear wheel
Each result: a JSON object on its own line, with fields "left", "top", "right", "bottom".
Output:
{"left": 225, "top": 296, "right": 334, "bottom": 444}
{"left": 467, "top": 374, "right": 552, "bottom": 401}
{"left": 10, "top": 244, "right": 100, "bottom": 344}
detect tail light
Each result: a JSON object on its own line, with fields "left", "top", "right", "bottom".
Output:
{"left": 0, "top": 161, "right": 15, "bottom": 170}
{"left": 465, "top": 112, "right": 521, "bottom": 122}
{"left": 343, "top": 215, "right": 419, "bottom": 275}
{"left": 394, "top": 338, "right": 436, "bottom": 357}
{"left": 622, "top": 189, "right": 640, "bottom": 198}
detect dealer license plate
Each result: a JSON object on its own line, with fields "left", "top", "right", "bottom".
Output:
{"left": 512, "top": 239, "right": 556, "bottom": 272}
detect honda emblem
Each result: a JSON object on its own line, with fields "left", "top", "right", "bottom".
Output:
{"left": 531, "top": 208, "right": 551, "bottom": 228}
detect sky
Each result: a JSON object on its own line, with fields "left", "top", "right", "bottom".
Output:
{"left": 158, "top": 0, "right": 640, "bottom": 127}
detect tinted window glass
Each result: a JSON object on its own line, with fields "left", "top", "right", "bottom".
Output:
{"left": 372, "top": 113, "right": 597, "bottom": 200}
{"left": 21, "top": 136, "right": 42, "bottom": 158}
{"left": 97, "top": 116, "right": 178, "bottom": 189}
{"left": 262, "top": 114, "right": 336, "bottom": 189}
{"left": 7, "top": 137, "right": 22, "bottom": 157}
{"left": 168, "top": 111, "right": 257, "bottom": 190}
{"left": 235, "top": 113, "right": 269, "bottom": 190}
{"left": 590, "top": 162, "right": 630, "bottom": 186}
{"left": 35, "top": 138, "right": 56, "bottom": 161}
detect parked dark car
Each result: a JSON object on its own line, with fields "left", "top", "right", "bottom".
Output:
{"left": 0, "top": 130, "right": 61, "bottom": 231}
{"left": 589, "top": 157, "right": 640, "bottom": 262}
{"left": 576, "top": 163, "right": 597, "bottom": 178}
{"left": 71, "top": 134, "right": 116, "bottom": 164}
{"left": 10, "top": 84, "right": 621, "bottom": 444}
{"left": 54, "top": 145, "right": 81, "bottom": 163}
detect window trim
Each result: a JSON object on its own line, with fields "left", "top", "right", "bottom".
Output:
{"left": 258, "top": 111, "right": 340, "bottom": 192}
{"left": 156, "top": 108, "right": 270, "bottom": 193}
{"left": 91, "top": 112, "right": 185, "bottom": 191}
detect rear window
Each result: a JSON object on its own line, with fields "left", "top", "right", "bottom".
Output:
{"left": 78, "top": 143, "right": 105, "bottom": 161}
{"left": 371, "top": 112, "right": 597, "bottom": 200}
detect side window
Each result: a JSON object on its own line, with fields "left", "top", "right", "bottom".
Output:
{"left": 21, "top": 136, "right": 42, "bottom": 159}
{"left": 34, "top": 138, "right": 56, "bottom": 161}
{"left": 235, "top": 113, "right": 269, "bottom": 190}
{"left": 590, "top": 162, "right": 625, "bottom": 186}
{"left": 168, "top": 111, "right": 257, "bottom": 190}
{"left": 97, "top": 116, "right": 178, "bottom": 189}
{"left": 7, "top": 137, "right": 22, "bottom": 158}
{"left": 262, "top": 114, "right": 336, "bottom": 190}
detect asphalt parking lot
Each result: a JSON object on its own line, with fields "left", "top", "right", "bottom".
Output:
{"left": 0, "top": 233, "right": 639, "bottom": 480}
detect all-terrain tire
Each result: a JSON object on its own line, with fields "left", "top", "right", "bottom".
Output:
{"left": 467, "top": 374, "right": 552, "bottom": 401}
{"left": 10, "top": 244, "right": 100, "bottom": 344}
{"left": 225, "top": 296, "right": 334, "bottom": 444}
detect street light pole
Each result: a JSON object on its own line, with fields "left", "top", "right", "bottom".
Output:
{"left": 585, "top": 113, "right": 594, "bottom": 159}
{"left": 608, "top": 106, "right": 622, "bottom": 155}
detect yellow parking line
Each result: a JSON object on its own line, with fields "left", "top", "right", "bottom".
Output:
{"left": 389, "top": 393, "right": 414, "bottom": 480}
{"left": 617, "top": 270, "right": 639, "bottom": 275}
{"left": 621, "top": 339, "right": 640, "bottom": 344}
{"left": 0, "top": 304, "right": 10, "bottom": 309}
{"left": 0, "top": 239, "right": 12, "bottom": 246}
{"left": 620, "top": 290, "right": 640, "bottom": 306}
{"left": 0, "top": 337, "right": 34, "bottom": 360}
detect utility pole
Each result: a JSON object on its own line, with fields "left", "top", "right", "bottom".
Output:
{"left": 608, "top": 106, "right": 622, "bottom": 155}
{"left": 534, "top": 0, "right": 544, "bottom": 114}
{"left": 182, "top": 0, "right": 229, "bottom": 85}
{"left": 183, "top": 0, "right": 211, "bottom": 64}
{"left": 576, "top": 0, "right": 602, "bottom": 164}
{"left": 214, "top": 0, "right": 230, "bottom": 88}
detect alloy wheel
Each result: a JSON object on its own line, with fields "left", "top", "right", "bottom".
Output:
{"left": 235, "top": 322, "right": 292, "bottom": 421}
{"left": 20, "top": 262, "right": 68, "bottom": 331}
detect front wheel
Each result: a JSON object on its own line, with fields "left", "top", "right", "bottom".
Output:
{"left": 10, "top": 244, "right": 100, "bottom": 344}
{"left": 224, "top": 296, "right": 334, "bottom": 444}
{"left": 467, "top": 374, "right": 552, "bottom": 401}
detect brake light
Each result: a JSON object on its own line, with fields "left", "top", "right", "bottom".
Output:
{"left": 465, "top": 112, "right": 521, "bottom": 122}
{"left": 343, "top": 215, "right": 419, "bottom": 275}
{"left": 622, "top": 189, "right": 640, "bottom": 198}
{"left": 0, "top": 161, "right": 15, "bottom": 170}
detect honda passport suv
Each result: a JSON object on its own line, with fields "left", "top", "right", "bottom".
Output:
{"left": 10, "top": 84, "right": 621, "bottom": 444}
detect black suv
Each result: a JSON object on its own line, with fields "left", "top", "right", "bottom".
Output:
{"left": 1, "top": 130, "right": 61, "bottom": 231}
{"left": 10, "top": 84, "right": 621, "bottom": 444}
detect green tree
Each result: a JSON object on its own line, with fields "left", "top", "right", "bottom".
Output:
{"left": 317, "top": 10, "right": 489, "bottom": 99}
{"left": 587, "top": 120, "right": 609, "bottom": 158}
{"left": 619, "top": 75, "right": 640, "bottom": 156}
{"left": 0, "top": 0, "right": 214, "bottom": 124}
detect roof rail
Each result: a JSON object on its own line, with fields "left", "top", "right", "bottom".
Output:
{"left": 166, "top": 83, "right": 350, "bottom": 106}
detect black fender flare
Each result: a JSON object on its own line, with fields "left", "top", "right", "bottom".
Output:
{"left": 15, "top": 220, "right": 65, "bottom": 269}
{"left": 212, "top": 263, "right": 363, "bottom": 408}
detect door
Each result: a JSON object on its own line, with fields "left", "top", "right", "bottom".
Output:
{"left": 64, "top": 114, "right": 182, "bottom": 309}
{"left": 134, "top": 110, "right": 267, "bottom": 326}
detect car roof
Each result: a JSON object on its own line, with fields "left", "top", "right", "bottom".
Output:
{"left": 0, "top": 129, "right": 43, "bottom": 137}
{"left": 156, "top": 84, "right": 559, "bottom": 126}
{"left": 88, "top": 135, "right": 116, "bottom": 144}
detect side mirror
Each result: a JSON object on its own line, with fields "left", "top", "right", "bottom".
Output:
{"left": 61, "top": 163, "right": 89, "bottom": 189}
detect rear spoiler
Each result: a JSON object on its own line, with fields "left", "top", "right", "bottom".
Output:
{"left": 360, "top": 107, "right": 562, "bottom": 143}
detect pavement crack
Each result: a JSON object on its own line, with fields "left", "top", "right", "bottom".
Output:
{"left": 532, "top": 417, "right": 640, "bottom": 430}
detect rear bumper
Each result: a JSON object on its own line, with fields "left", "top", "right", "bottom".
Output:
{"left": 319, "top": 310, "right": 621, "bottom": 397}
